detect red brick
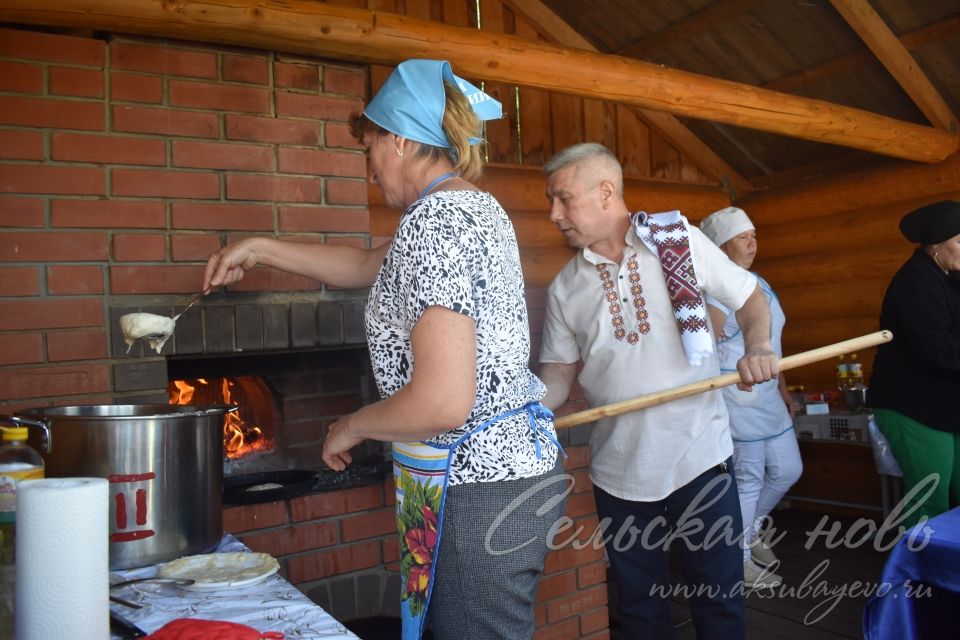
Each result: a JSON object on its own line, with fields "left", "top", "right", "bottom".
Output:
{"left": 324, "top": 67, "right": 365, "bottom": 97}
{"left": 225, "top": 114, "right": 321, "bottom": 146}
{"left": 0, "top": 298, "right": 104, "bottom": 330}
{"left": 565, "top": 491, "right": 597, "bottom": 519}
{"left": 581, "top": 631, "right": 610, "bottom": 640}
{"left": 274, "top": 62, "right": 319, "bottom": 90}
{"left": 577, "top": 562, "right": 607, "bottom": 589}
{"left": 110, "top": 73, "right": 163, "bottom": 103}
{"left": 223, "top": 55, "right": 269, "bottom": 85}
{"left": 171, "top": 233, "right": 222, "bottom": 261}
{"left": 113, "top": 233, "right": 166, "bottom": 261}
{"left": 46, "top": 328, "right": 108, "bottom": 362}
{"left": 243, "top": 521, "right": 340, "bottom": 557}
{"left": 172, "top": 140, "right": 274, "bottom": 171}
{"left": 536, "top": 571, "right": 579, "bottom": 602}
{"left": 110, "top": 42, "right": 216, "bottom": 78}
{"left": 0, "top": 266, "right": 40, "bottom": 295}
{"left": 46, "top": 265, "right": 104, "bottom": 294}
{"left": 0, "top": 28, "right": 105, "bottom": 67}
{"left": 223, "top": 501, "right": 288, "bottom": 533}
{"left": 325, "top": 122, "right": 363, "bottom": 150}
{"left": 381, "top": 536, "right": 400, "bottom": 563}
{"left": 0, "top": 130, "right": 43, "bottom": 160}
{"left": 112, "top": 169, "right": 220, "bottom": 199}
{"left": 285, "top": 540, "right": 380, "bottom": 583}
{"left": 290, "top": 483, "right": 383, "bottom": 521}
{"left": 326, "top": 179, "right": 367, "bottom": 205}
{"left": 226, "top": 174, "right": 321, "bottom": 203}
{"left": 0, "top": 197, "right": 44, "bottom": 227}
{"left": 51, "top": 200, "right": 166, "bottom": 229}
{"left": 278, "top": 148, "right": 365, "bottom": 177}
{"left": 535, "top": 603, "right": 547, "bottom": 627}
{"left": 0, "top": 362, "right": 108, "bottom": 399}
{"left": 545, "top": 584, "right": 607, "bottom": 623}
{"left": 570, "top": 468, "right": 593, "bottom": 494}
{"left": 0, "top": 332, "right": 43, "bottom": 365}
{"left": 579, "top": 607, "right": 609, "bottom": 635}
{"left": 341, "top": 508, "right": 396, "bottom": 542}
{"left": 113, "top": 105, "right": 219, "bottom": 138}
{"left": 0, "top": 231, "right": 108, "bottom": 261}
{"left": 171, "top": 202, "right": 274, "bottom": 231}
{"left": 170, "top": 80, "right": 270, "bottom": 114}
{"left": 384, "top": 477, "right": 396, "bottom": 506}
{"left": 0, "top": 61, "right": 43, "bottom": 93}
{"left": 0, "top": 166, "right": 105, "bottom": 196}
{"left": 52, "top": 133, "right": 165, "bottom": 166}
{"left": 110, "top": 265, "right": 205, "bottom": 294}
{"left": 0, "top": 96, "right": 104, "bottom": 131}
{"left": 533, "top": 617, "right": 580, "bottom": 640}
{"left": 276, "top": 92, "right": 363, "bottom": 122}
{"left": 544, "top": 544, "right": 606, "bottom": 574}
{"left": 278, "top": 205, "right": 368, "bottom": 233}
{"left": 563, "top": 446, "right": 590, "bottom": 471}
{"left": 49, "top": 67, "right": 104, "bottom": 98}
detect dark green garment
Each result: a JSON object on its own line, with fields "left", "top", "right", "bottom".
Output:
{"left": 875, "top": 408, "right": 960, "bottom": 529}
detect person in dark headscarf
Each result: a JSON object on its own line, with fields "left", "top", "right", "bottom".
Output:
{"left": 867, "top": 199, "right": 960, "bottom": 528}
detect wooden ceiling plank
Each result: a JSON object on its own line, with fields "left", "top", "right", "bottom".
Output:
{"left": 769, "top": 11, "right": 960, "bottom": 99}
{"left": 828, "top": 0, "right": 956, "bottom": 131}
{"left": 618, "top": 0, "right": 764, "bottom": 59}
{"left": 503, "top": 0, "right": 753, "bottom": 196}
{"left": 1, "top": 0, "right": 955, "bottom": 163}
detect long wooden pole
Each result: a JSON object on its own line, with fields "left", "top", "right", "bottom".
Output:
{"left": 0, "top": 0, "right": 955, "bottom": 162}
{"left": 553, "top": 330, "right": 892, "bottom": 430}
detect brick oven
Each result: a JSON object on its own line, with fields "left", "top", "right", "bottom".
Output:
{"left": 0, "top": 25, "right": 609, "bottom": 639}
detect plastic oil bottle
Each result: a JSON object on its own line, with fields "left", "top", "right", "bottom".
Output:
{"left": 0, "top": 423, "right": 45, "bottom": 636}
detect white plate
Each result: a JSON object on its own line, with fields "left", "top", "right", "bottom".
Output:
{"left": 157, "top": 552, "right": 279, "bottom": 591}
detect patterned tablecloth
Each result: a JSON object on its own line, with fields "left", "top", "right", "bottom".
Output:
{"left": 109, "top": 535, "right": 358, "bottom": 639}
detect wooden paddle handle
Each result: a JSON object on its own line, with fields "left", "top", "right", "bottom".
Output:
{"left": 552, "top": 330, "right": 892, "bottom": 430}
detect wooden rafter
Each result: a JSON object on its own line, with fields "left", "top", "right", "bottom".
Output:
{"left": 767, "top": 13, "right": 960, "bottom": 95}
{"left": 0, "top": 0, "right": 955, "bottom": 163}
{"left": 618, "top": 0, "right": 763, "bottom": 59}
{"left": 501, "top": 0, "right": 753, "bottom": 197}
{"left": 829, "top": 0, "right": 957, "bottom": 132}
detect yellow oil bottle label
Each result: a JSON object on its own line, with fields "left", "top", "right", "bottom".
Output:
{"left": 0, "top": 467, "right": 44, "bottom": 521}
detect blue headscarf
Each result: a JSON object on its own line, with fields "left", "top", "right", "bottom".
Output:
{"left": 363, "top": 59, "right": 502, "bottom": 149}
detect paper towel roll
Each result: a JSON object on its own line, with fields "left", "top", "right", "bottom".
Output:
{"left": 16, "top": 477, "right": 109, "bottom": 640}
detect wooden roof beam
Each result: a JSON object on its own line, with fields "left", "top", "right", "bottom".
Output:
{"left": 0, "top": 0, "right": 955, "bottom": 163}
{"left": 829, "top": 0, "right": 957, "bottom": 132}
{"left": 501, "top": 0, "right": 753, "bottom": 197}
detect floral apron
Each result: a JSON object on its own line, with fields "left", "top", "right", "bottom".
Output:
{"left": 392, "top": 401, "right": 562, "bottom": 640}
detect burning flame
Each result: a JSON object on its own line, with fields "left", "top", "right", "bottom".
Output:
{"left": 169, "top": 377, "right": 270, "bottom": 459}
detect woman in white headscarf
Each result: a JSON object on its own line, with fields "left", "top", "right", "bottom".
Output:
{"left": 700, "top": 207, "right": 803, "bottom": 589}
{"left": 203, "top": 59, "right": 564, "bottom": 640}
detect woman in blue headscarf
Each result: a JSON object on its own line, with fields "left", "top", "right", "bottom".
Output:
{"left": 204, "top": 59, "right": 565, "bottom": 640}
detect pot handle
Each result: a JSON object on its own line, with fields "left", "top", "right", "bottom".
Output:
{"left": 0, "top": 415, "right": 52, "bottom": 453}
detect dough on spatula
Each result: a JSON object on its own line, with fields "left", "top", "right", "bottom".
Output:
{"left": 119, "top": 312, "right": 176, "bottom": 354}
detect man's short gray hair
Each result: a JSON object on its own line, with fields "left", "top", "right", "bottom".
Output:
{"left": 544, "top": 143, "right": 623, "bottom": 196}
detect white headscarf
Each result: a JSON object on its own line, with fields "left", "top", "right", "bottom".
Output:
{"left": 699, "top": 206, "right": 755, "bottom": 247}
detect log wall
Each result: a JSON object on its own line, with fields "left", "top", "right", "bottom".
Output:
{"left": 741, "top": 154, "right": 960, "bottom": 393}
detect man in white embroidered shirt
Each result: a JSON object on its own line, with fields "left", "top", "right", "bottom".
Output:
{"left": 538, "top": 143, "right": 778, "bottom": 640}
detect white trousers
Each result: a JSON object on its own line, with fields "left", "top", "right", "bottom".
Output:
{"left": 732, "top": 430, "right": 803, "bottom": 560}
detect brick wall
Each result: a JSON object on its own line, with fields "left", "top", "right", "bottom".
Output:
{"left": 226, "top": 445, "right": 609, "bottom": 640}
{"left": 0, "top": 26, "right": 370, "bottom": 410}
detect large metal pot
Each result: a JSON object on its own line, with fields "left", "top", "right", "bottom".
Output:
{"left": 16, "top": 404, "right": 233, "bottom": 570}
